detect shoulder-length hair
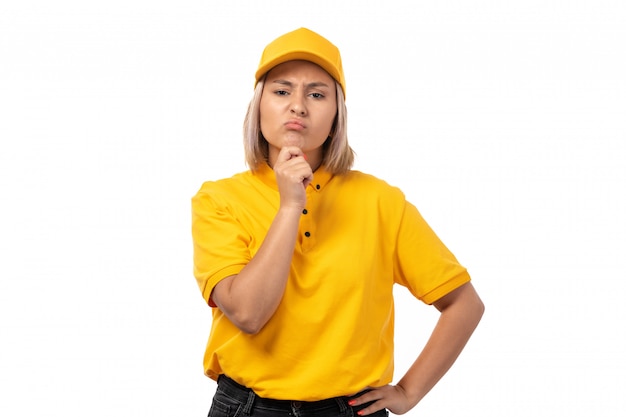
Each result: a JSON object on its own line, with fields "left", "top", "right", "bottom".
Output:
{"left": 243, "top": 77, "right": 354, "bottom": 175}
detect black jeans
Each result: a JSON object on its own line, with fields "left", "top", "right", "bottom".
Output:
{"left": 208, "top": 375, "right": 388, "bottom": 417}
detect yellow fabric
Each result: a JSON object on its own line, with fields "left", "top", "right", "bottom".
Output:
{"left": 191, "top": 164, "right": 470, "bottom": 401}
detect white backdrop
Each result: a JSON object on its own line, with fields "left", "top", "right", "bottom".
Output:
{"left": 1, "top": 1, "right": 625, "bottom": 416}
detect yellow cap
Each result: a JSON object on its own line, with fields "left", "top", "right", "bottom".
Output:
{"left": 255, "top": 27, "right": 346, "bottom": 96}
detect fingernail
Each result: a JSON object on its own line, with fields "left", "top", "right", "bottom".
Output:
{"left": 302, "top": 154, "right": 308, "bottom": 160}
{"left": 348, "top": 400, "right": 355, "bottom": 406}
{"left": 357, "top": 411, "right": 364, "bottom": 416}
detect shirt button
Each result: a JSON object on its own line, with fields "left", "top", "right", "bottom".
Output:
{"left": 316, "top": 184, "right": 321, "bottom": 190}
{"left": 293, "top": 401, "right": 302, "bottom": 409}
{"left": 302, "top": 209, "right": 308, "bottom": 215}
{"left": 304, "top": 231, "right": 311, "bottom": 237}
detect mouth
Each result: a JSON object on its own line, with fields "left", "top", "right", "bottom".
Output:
{"left": 284, "top": 119, "right": 305, "bottom": 130}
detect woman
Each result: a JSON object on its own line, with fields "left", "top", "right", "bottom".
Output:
{"left": 192, "top": 27, "right": 484, "bottom": 416}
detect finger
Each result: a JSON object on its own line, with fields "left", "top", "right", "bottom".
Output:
{"left": 347, "top": 388, "right": 382, "bottom": 407}
{"left": 354, "top": 400, "right": 385, "bottom": 416}
{"left": 348, "top": 394, "right": 384, "bottom": 416}
{"left": 302, "top": 172, "right": 313, "bottom": 188}
{"left": 277, "top": 146, "right": 304, "bottom": 162}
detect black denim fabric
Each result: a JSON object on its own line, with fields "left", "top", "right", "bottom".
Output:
{"left": 208, "top": 375, "right": 388, "bottom": 417}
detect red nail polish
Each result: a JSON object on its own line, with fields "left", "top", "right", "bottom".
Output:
{"left": 348, "top": 400, "right": 355, "bottom": 406}
{"left": 357, "top": 411, "right": 363, "bottom": 416}
{"left": 302, "top": 154, "right": 308, "bottom": 160}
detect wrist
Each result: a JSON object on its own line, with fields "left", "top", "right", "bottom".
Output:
{"left": 396, "top": 380, "right": 424, "bottom": 409}
{"left": 278, "top": 202, "right": 306, "bottom": 214}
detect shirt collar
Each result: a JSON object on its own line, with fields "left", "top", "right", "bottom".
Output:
{"left": 254, "top": 162, "right": 334, "bottom": 193}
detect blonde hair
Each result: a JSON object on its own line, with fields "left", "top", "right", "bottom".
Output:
{"left": 243, "top": 77, "right": 354, "bottom": 175}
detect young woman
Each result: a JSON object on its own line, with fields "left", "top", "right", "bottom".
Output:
{"left": 192, "top": 27, "right": 484, "bottom": 417}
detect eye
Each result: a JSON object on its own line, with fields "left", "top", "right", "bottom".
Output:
{"left": 274, "top": 90, "right": 289, "bottom": 96}
{"left": 309, "top": 92, "right": 324, "bottom": 99}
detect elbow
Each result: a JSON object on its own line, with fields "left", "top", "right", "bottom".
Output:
{"left": 231, "top": 312, "right": 268, "bottom": 335}
{"left": 239, "top": 322, "right": 264, "bottom": 335}
{"left": 474, "top": 293, "right": 485, "bottom": 315}
{"left": 477, "top": 300, "right": 485, "bottom": 321}
{"left": 472, "top": 296, "right": 485, "bottom": 325}
{"left": 215, "top": 297, "right": 271, "bottom": 334}
{"left": 211, "top": 283, "right": 270, "bottom": 334}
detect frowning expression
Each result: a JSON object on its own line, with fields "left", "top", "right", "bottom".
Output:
{"left": 260, "top": 60, "right": 337, "bottom": 166}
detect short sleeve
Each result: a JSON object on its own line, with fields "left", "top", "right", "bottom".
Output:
{"left": 191, "top": 186, "right": 251, "bottom": 305}
{"left": 393, "top": 200, "right": 471, "bottom": 304}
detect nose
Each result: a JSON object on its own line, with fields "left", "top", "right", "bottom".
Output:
{"left": 290, "top": 92, "right": 307, "bottom": 116}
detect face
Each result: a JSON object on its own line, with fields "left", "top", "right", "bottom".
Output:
{"left": 259, "top": 60, "right": 337, "bottom": 166}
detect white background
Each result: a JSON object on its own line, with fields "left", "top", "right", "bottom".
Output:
{"left": 1, "top": 1, "right": 624, "bottom": 416}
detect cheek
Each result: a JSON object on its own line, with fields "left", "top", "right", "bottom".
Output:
{"left": 259, "top": 101, "right": 278, "bottom": 129}
{"left": 258, "top": 110, "right": 271, "bottom": 134}
{"left": 323, "top": 109, "right": 337, "bottom": 132}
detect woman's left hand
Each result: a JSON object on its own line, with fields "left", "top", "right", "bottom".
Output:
{"left": 348, "top": 384, "right": 413, "bottom": 416}
{"left": 351, "top": 283, "right": 484, "bottom": 416}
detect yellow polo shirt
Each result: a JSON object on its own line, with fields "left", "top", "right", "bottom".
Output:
{"left": 192, "top": 164, "right": 470, "bottom": 401}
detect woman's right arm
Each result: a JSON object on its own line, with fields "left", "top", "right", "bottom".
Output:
{"left": 210, "top": 147, "right": 311, "bottom": 334}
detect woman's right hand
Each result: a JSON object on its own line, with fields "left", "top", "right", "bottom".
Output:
{"left": 272, "top": 146, "right": 313, "bottom": 210}
{"left": 211, "top": 147, "right": 311, "bottom": 334}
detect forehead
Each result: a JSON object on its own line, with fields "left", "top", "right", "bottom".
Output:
{"left": 265, "top": 60, "right": 335, "bottom": 85}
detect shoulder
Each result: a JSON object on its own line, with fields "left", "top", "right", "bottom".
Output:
{"left": 192, "top": 171, "right": 257, "bottom": 207}
{"left": 335, "top": 170, "right": 406, "bottom": 200}
{"left": 329, "top": 170, "right": 408, "bottom": 221}
{"left": 195, "top": 170, "right": 257, "bottom": 194}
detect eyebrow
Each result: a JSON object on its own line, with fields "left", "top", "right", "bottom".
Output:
{"left": 271, "top": 79, "right": 331, "bottom": 89}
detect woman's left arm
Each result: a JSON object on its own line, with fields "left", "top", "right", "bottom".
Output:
{"left": 351, "top": 282, "right": 485, "bottom": 415}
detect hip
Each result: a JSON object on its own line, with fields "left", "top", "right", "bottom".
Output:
{"left": 208, "top": 375, "right": 388, "bottom": 417}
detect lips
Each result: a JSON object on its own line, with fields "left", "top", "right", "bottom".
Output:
{"left": 284, "top": 119, "right": 305, "bottom": 130}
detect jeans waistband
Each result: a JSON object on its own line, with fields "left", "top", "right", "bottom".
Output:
{"left": 216, "top": 374, "right": 369, "bottom": 414}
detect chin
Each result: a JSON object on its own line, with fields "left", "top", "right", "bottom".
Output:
{"left": 282, "top": 139, "right": 306, "bottom": 149}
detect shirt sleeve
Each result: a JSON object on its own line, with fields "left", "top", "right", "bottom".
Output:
{"left": 191, "top": 185, "right": 251, "bottom": 306}
{"left": 393, "top": 200, "right": 471, "bottom": 304}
